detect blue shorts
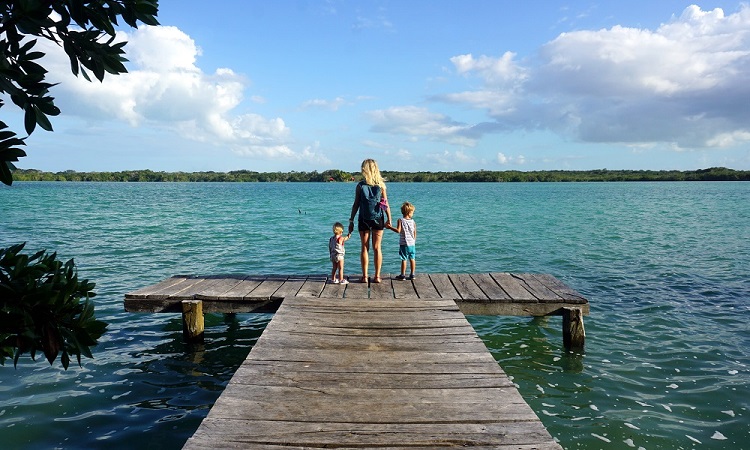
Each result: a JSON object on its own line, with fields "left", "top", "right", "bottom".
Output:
{"left": 399, "top": 245, "right": 416, "bottom": 261}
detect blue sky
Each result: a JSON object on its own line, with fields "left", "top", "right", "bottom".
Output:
{"left": 11, "top": 1, "right": 750, "bottom": 173}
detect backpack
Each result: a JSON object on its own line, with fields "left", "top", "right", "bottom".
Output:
{"left": 358, "top": 182, "right": 383, "bottom": 221}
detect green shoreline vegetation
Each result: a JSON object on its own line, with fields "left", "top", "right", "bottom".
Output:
{"left": 10, "top": 167, "right": 750, "bottom": 183}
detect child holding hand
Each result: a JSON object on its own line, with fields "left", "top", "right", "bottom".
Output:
{"left": 387, "top": 202, "right": 417, "bottom": 280}
{"left": 329, "top": 222, "right": 351, "bottom": 284}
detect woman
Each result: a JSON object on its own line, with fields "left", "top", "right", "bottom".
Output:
{"left": 348, "top": 159, "right": 392, "bottom": 283}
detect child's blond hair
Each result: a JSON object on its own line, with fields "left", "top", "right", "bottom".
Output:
{"left": 332, "top": 222, "right": 344, "bottom": 234}
{"left": 401, "top": 201, "right": 415, "bottom": 216}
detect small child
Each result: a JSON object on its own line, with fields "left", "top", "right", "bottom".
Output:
{"left": 328, "top": 222, "right": 351, "bottom": 284}
{"left": 387, "top": 201, "right": 417, "bottom": 280}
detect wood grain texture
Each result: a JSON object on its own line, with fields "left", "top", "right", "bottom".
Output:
{"left": 182, "top": 296, "right": 562, "bottom": 449}
{"left": 125, "top": 273, "right": 588, "bottom": 316}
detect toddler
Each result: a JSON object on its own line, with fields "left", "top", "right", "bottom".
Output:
{"left": 328, "top": 222, "right": 351, "bottom": 284}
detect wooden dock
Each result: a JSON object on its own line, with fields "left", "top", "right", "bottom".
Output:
{"left": 181, "top": 295, "right": 564, "bottom": 449}
{"left": 125, "top": 272, "right": 588, "bottom": 316}
{"left": 125, "top": 273, "right": 586, "bottom": 448}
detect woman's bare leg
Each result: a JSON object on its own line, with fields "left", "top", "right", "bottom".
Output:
{"left": 372, "top": 229, "right": 384, "bottom": 280}
{"left": 359, "top": 229, "right": 370, "bottom": 279}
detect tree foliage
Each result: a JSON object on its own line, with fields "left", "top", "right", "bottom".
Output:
{"left": 10, "top": 167, "right": 750, "bottom": 182}
{"left": 1, "top": 243, "right": 107, "bottom": 369}
{"left": 0, "top": 0, "right": 160, "bottom": 186}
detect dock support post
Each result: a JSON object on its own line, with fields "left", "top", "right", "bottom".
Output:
{"left": 562, "top": 307, "right": 585, "bottom": 351}
{"left": 182, "top": 300, "right": 204, "bottom": 344}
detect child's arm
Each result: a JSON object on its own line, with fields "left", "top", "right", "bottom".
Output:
{"left": 390, "top": 218, "right": 402, "bottom": 234}
{"left": 412, "top": 221, "right": 416, "bottom": 241}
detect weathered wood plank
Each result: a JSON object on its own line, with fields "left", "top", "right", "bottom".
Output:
{"left": 295, "top": 276, "right": 326, "bottom": 297}
{"left": 211, "top": 385, "right": 535, "bottom": 419}
{"left": 318, "top": 280, "right": 345, "bottom": 298}
{"left": 125, "top": 275, "right": 190, "bottom": 299}
{"left": 186, "top": 419, "right": 561, "bottom": 449}
{"left": 193, "top": 276, "right": 246, "bottom": 300}
{"left": 232, "top": 364, "right": 513, "bottom": 388}
{"left": 246, "top": 276, "right": 287, "bottom": 300}
{"left": 271, "top": 304, "right": 467, "bottom": 322}
{"left": 533, "top": 273, "right": 588, "bottom": 303}
{"left": 411, "top": 274, "right": 440, "bottom": 298}
{"left": 142, "top": 276, "right": 204, "bottom": 300}
{"left": 263, "top": 322, "right": 473, "bottom": 338}
{"left": 449, "top": 273, "right": 490, "bottom": 300}
{"left": 512, "top": 273, "right": 563, "bottom": 301}
{"left": 342, "top": 278, "right": 369, "bottom": 298}
{"left": 472, "top": 273, "right": 512, "bottom": 300}
{"left": 234, "top": 359, "right": 508, "bottom": 376}
{"left": 392, "top": 276, "right": 419, "bottom": 299}
{"left": 256, "top": 332, "right": 488, "bottom": 353}
{"left": 429, "top": 273, "right": 461, "bottom": 299}
{"left": 284, "top": 297, "right": 458, "bottom": 310}
{"left": 270, "top": 277, "right": 305, "bottom": 300}
{"left": 369, "top": 273, "right": 394, "bottom": 298}
{"left": 168, "top": 277, "right": 229, "bottom": 300}
{"left": 221, "top": 276, "right": 264, "bottom": 300}
{"left": 490, "top": 272, "right": 537, "bottom": 301}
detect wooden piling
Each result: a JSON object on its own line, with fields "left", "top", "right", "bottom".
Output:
{"left": 562, "top": 306, "right": 585, "bottom": 350}
{"left": 181, "top": 300, "right": 204, "bottom": 344}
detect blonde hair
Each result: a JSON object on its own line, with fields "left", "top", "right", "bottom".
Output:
{"left": 401, "top": 201, "right": 415, "bottom": 216}
{"left": 361, "top": 158, "right": 386, "bottom": 193}
{"left": 332, "top": 222, "right": 344, "bottom": 234}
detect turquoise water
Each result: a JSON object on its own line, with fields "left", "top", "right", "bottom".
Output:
{"left": 1, "top": 181, "right": 748, "bottom": 449}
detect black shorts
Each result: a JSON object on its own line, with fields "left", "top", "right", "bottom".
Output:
{"left": 358, "top": 216, "right": 385, "bottom": 231}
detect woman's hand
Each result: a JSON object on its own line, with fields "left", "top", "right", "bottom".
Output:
{"left": 348, "top": 221, "right": 355, "bottom": 235}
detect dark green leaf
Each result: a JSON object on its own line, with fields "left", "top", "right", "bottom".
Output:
{"left": 23, "top": 106, "right": 36, "bottom": 135}
{"left": 0, "top": 161, "right": 13, "bottom": 186}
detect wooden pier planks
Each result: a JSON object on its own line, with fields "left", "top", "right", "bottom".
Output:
{"left": 182, "top": 296, "right": 562, "bottom": 449}
{"left": 124, "top": 272, "right": 590, "bottom": 316}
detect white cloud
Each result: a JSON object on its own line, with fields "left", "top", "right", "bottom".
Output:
{"left": 442, "top": 5, "right": 750, "bottom": 150}
{"left": 301, "top": 97, "right": 348, "bottom": 111}
{"left": 450, "top": 52, "right": 527, "bottom": 86}
{"left": 367, "top": 106, "right": 476, "bottom": 146}
{"left": 426, "top": 150, "right": 471, "bottom": 166}
{"left": 35, "top": 25, "right": 322, "bottom": 163}
{"left": 497, "top": 152, "right": 526, "bottom": 165}
{"left": 706, "top": 130, "right": 750, "bottom": 148}
{"left": 231, "top": 143, "right": 330, "bottom": 164}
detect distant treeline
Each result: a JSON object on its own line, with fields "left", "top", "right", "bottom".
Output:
{"left": 11, "top": 167, "right": 750, "bottom": 183}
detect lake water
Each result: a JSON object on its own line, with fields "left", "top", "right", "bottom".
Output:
{"left": 1, "top": 181, "right": 748, "bottom": 449}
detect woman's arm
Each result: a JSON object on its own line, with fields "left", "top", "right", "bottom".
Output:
{"left": 383, "top": 190, "right": 392, "bottom": 227}
{"left": 348, "top": 184, "right": 360, "bottom": 235}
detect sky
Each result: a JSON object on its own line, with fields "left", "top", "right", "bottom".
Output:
{"left": 9, "top": 0, "right": 750, "bottom": 173}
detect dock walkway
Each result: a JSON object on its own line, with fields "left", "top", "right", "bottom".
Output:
{"left": 125, "top": 273, "right": 586, "bottom": 448}
{"left": 181, "top": 295, "right": 564, "bottom": 449}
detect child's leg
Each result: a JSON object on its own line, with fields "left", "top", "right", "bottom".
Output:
{"left": 409, "top": 257, "right": 416, "bottom": 276}
{"left": 337, "top": 259, "right": 345, "bottom": 281}
{"left": 330, "top": 261, "right": 337, "bottom": 280}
